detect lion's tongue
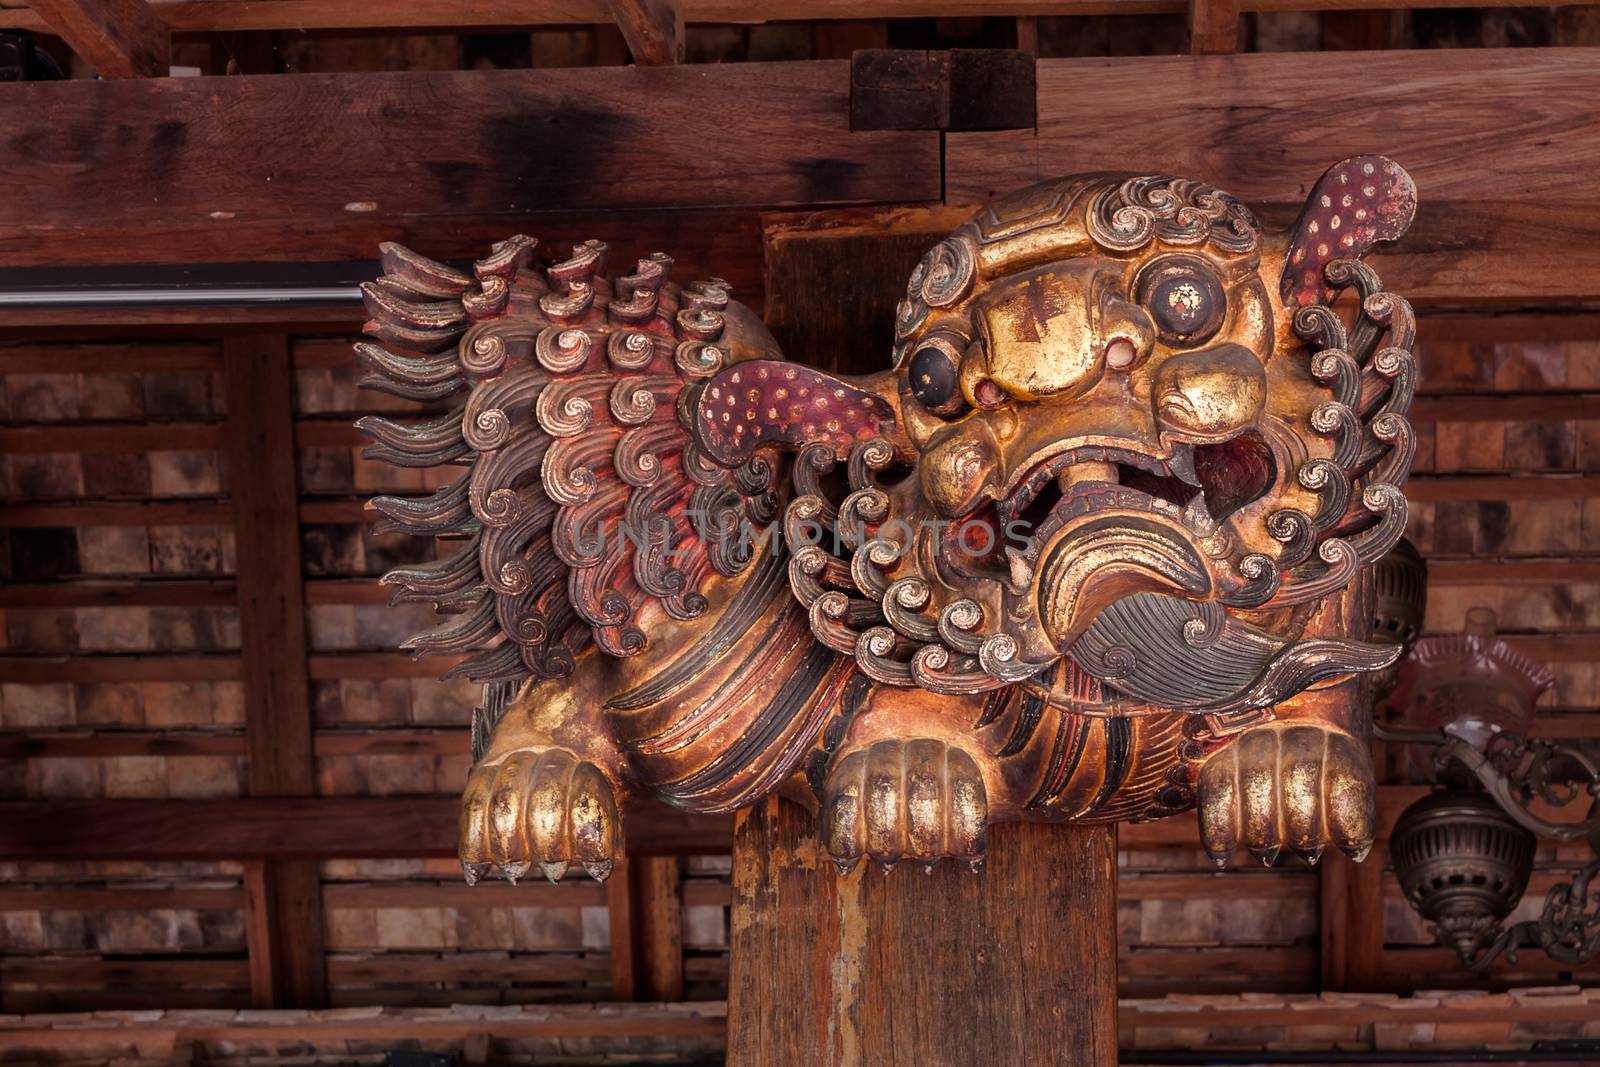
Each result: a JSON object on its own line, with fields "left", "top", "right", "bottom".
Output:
{"left": 1035, "top": 515, "right": 1212, "bottom": 651}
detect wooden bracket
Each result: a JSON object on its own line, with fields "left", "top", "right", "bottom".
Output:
{"left": 851, "top": 49, "right": 1035, "bottom": 132}
{"left": 26, "top": 0, "right": 168, "bottom": 77}
{"left": 607, "top": 0, "right": 684, "bottom": 65}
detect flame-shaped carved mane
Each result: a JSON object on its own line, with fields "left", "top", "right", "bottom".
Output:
{"left": 357, "top": 238, "right": 776, "bottom": 713}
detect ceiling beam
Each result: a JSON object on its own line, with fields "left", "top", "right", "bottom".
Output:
{"left": 25, "top": 0, "right": 168, "bottom": 77}
{"left": 0, "top": 797, "right": 734, "bottom": 860}
{"left": 609, "top": 0, "right": 684, "bottom": 64}
{"left": 5, "top": 0, "right": 1595, "bottom": 34}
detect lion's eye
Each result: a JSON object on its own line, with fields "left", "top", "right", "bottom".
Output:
{"left": 1138, "top": 259, "right": 1227, "bottom": 347}
{"left": 908, "top": 337, "right": 968, "bottom": 416}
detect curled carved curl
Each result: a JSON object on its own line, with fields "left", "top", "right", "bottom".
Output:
{"left": 607, "top": 330, "right": 656, "bottom": 371}
{"left": 1088, "top": 176, "right": 1260, "bottom": 255}
{"left": 915, "top": 232, "right": 978, "bottom": 308}
{"left": 535, "top": 377, "right": 599, "bottom": 438}
{"left": 535, "top": 327, "right": 593, "bottom": 375}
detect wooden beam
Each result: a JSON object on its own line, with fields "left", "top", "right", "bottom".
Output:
{"left": 1187, "top": 0, "right": 1240, "bottom": 53}
{"left": 1, "top": 500, "right": 232, "bottom": 528}
{"left": 0, "top": 798, "right": 734, "bottom": 861}
{"left": 0, "top": 729, "right": 474, "bottom": 762}
{"left": 0, "top": 63, "right": 937, "bottom": 270}
{"left": 0, "top": 652, "right": 475, "bottom": 684}
{"left": 1427, "top": 559, "right": 1600, "bottom": 585}
{"left": 0, "top": 1002, "right": 725, "bottom": 1060}
{"left": 608, "top": 0, "right": 683, "bottom": 65}
{"left": 26, "top": 0, "right": 169, "bottom": 77}
{"left": 322, "top": 881, "right": 608, "bottom": 909}
{"left": 0, "top": 578, "right": 391, "bottom": 610}
{"left": 0, "top": 419, "right": 367, "bottom": 455}
{"left": 3, "top": 0, "right": 1596, "bottom": 35}
{"left": 1411, "top": 392, "right": 1600, "bottom": 423}
{"left": 0, "top": 787, "right": 1585, "bottom": 863}
{"left": 0, "top": 655, "right": 243, "bottom": 684}
{"left": 223, "top": 333, "right": 326, "bottom": 1010}
{"left": 0, "top": 342, "right": 220, "bottom": 373}
{"left": 1406, "top": 475, "right": 1600, "bottom": 502}
{"left": 0, "top": 887, "right": 244, "bottom": 911}
{"left": 946, "top": 50, "right": 1600, "bottom": 305}
{"left": 0, "top": 580, "right": 236, "bottom": 608}
{"left": 326, "top": 954, "right": 612, "bottom": 985}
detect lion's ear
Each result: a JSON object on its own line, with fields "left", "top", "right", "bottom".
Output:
{"left": 691, "top": 364, "right": 905, "bottom": 466}
{"left": 1280, "top": 156, "right": 1417, "bottom": 309}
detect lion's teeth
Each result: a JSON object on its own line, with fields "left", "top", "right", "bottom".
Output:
{"left": 1167, "top": 444, "right": 1201, "bottom": 488}
{"left": 1058, "top": 461, "right": 1117, "bottom": 494}
{"left": 1005, "top": 546, "right": 1034, "bottom": 591}
{"left": 1183, "top": 490, "right": 1215, "bottom": 532}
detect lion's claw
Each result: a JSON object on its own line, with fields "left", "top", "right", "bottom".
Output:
{"left": 459, "top": 749, "right": 620, "bottom": 884}
{"left": 821, "top": 738, "right": 987, "bottom": 872}
{"left": 1197, "top": 723, "right": 1374, "bottom": 868}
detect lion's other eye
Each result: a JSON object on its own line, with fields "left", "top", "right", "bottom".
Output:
{"left": 1138, "top": 260, "right": 1226, "bottom": 346}
{"left": 908, "top": 337, "right": 967, "bottom": 416}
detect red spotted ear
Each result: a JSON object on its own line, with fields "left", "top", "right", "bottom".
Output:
{"left": 1281, "top": 156, "right": 1417, "bottom": 308}
{"left": 693, "top": 360, "right": 896, "bottom": 466}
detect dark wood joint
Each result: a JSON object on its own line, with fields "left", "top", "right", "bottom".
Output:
{"left": 851, "top": 48, "right": 1034, "bottom": 133}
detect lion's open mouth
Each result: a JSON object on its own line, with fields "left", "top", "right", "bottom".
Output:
{"left": 996, "top": 431, "right": 1276, "bottom": 547}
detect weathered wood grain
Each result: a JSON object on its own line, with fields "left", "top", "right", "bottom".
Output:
{"left": 946, "top": 50, "right": 1600, "bottom": 304}
{"left": 726, "top": 796, "right": 1117, "bottom": 1066}
{"left": 0, "top": 64, "right": 938, "bottom": 268}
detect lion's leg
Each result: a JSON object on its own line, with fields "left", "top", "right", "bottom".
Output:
{"left": 1195, "top": 574, "right": 1379, "bottom": 867}
{"left": 458, "top": 661, "right": 630, "bottom": 885}
{"left": 817, "top": 689, "right": 995, "bottom": 873}
{"left": 1196, "top": 682, "right": 1376, "bottom": 866}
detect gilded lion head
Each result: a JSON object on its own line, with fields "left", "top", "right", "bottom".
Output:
{"left": 773, "top": 156, "right": 1418, "bottom": 714}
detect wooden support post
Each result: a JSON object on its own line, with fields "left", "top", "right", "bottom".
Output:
{"left": 1187, "top": 0, "right": 1241, "bottom": 54}
{"left": 726, "top": 797, "right": 1117, "bottom": 1066}
{"left": 1015, "top": 15, "right": 1039, "bottom": 56}
{"left": 633, "top": 856, "right": 685, "bottom": 1001}
{"left": 607, "top": 0, "right": 683, "bottom": 65}
{"left": 224, "top": 333, "right": 328, "bottom": 1009}
{"left": 608, "top": 855, "right": 686, "bottom": 1001}
{"left": 27, "top": 0, "right": 168, "bottom": 77}
{"left": 1319, "top": 847, "right": 1387, "bottom": 992}
{"left": 607, "top": 856, "right": 639, "bottom": 1000}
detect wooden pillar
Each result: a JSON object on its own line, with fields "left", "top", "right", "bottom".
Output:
{"left": 727, "top": 797, "right": 1118, "bottom": 1066}
{"left": 224, "top": 333, "right": 328, "bottom": 1009}
{"left": 1320, "top": 847, "right": 1387, "bottom": 992}
{"left": 608, "top": 854, "right": 687, "bottom": 1001}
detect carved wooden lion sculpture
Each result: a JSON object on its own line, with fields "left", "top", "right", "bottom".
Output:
{"left": 359, "top": 156, "right": 1418, "bottom": 881}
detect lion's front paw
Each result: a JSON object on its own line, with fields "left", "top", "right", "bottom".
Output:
{"left": 1197, "top": 723, "right": 1374, "bottom": 868}
{"left": 820, "top": 738, "right": 988, "bottom": 874}
{"left": 459, "top": 749, "right": 620, "bottom": 884}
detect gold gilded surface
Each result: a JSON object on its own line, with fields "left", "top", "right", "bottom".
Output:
{"left": 363, "top": 157, "right": 1419, "bottom": 880}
